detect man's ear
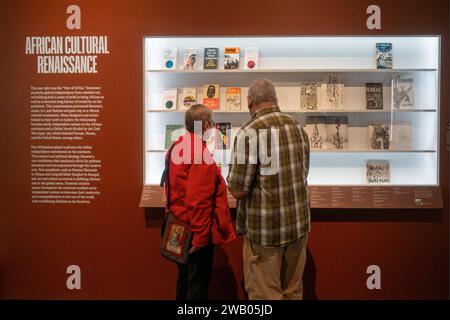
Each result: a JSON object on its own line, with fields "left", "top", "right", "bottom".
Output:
{"left": 247, "top": 96, "right": 252, "bottom": 110}
{"left": 203, "top": 120, "right": 212, "bottom": 131}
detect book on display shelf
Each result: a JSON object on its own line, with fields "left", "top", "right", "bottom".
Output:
{"left": 321, "top": 75, "right": 344, "bottom": 110}
{"left": 225, "top": 87, "right": 241, "bottom": 111}
{"left": 376, "top": 42, "right": 393, "bottom": 69}
{"left": 203, "top": 48, "right": 219, "bottom": 69}
{"left": 391, "top": 121, "right": 412, "bottom": 150}
{"left": 305, "top": 116, "right": 327, "bottom": 150}
{"left": 326, "top": 116, "right": 348, "bottom": 150}
{"left": 300, "top": 83, "right": 321, "bottom": 111}
{"left": 181, "top": 88, "right": 197, "bottom": 110}
{"left": 165, "top": 125, "right": 185, "bottom": 149}
{"left": 392, "top": 75, "right": 414, "bottom": 110}
{"left": 366, "top": 160, "right": 391, "bottom": 184}
{"left": 368, "top": 123, "right": 391, "bottom": 150}
{"left": 215, "top": 122, "right": 232, "bottom": 150}
{"left": 366, "top": 83, "right": 384, "bottom": 110}
{"left": 202, "top": 84, "right": 220, "bottom": 110}
{"left": 163, "top": 88, "right": 178, "bottom": 110}
{"left": 224, "top": 47, "right": 240, "bottom": 70}
{"left": 162, "top": 48, "right": 177, "bottom": 70}
{"left": 182, "top": 49, "right": 197, "bottom": 70}
{"left": 244, "top": 48, "right": 259, "bottom": 70}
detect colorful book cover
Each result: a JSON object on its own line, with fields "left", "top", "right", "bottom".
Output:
{"left": 366, "top": 83, "right": 383, "bottom": 110}
{"left": 322, "top": 75, "right": 344, "bottom": 109}
{"left": 366, "top": 160, "right": 391, "bottom": 184}
{"left": 203, "top": 48, "right": 219, "bottom": 69}
{"left": 305, "top": 116, "right": 326, "bottom": 150}
{"left": 300, "top": 83, "right": 320, "bottom": 110}
{"left": 376, "top": 43, "right": 393, "bottom": 69}
{"left": 392, "top": 75, "right": 414, "bottom": 110}
{"left": 225, "top": 87, "right": 241, "bottom": 111}
{"left": 181, "top": 88, "right": 197, "bottom": 110}
{"left": 224, "top": 47, "right": 240, "bottom": 70}
{"left": 162, "top": 88, "right": 178, "bottom": 110}
{"left": 182, "top": 49, "right": 197, "bottom": 70}
{"left": 162, "top": 48, "right": 177, "bottom": 70}
{"left": 244, "top": 48, "right": 259, "bottom": 70}
{"left": 326, "top": 116, "right": 348, "bottom": 150}
{"left": 202, "top": 84, "right": 220, "bottom": 110}
{"left": 368, "top": 123, "right": 391, "bottom": 150}
{"left": 215, "top": 122, "right": 232, "bottom": 150}
{"left": 165, "top": 125, "right": 184, "bottom": 149}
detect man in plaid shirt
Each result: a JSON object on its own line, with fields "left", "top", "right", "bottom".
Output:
{"left": 227, "top": 79, "right": 310, "bottom": 300}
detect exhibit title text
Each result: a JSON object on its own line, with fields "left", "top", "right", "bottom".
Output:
{"left": 25, "top": 36, "right": 109, "bottom": 74}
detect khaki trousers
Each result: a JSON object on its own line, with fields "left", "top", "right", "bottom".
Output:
{"left": 243, "top": 234, "right": 308, "bottom": 300}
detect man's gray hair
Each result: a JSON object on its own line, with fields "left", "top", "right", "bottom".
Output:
{"left": 185, "top": 104, "right": 212, "bottom": 133}
{"left": 248, "top": 78, "right": 278, "bottom": 106}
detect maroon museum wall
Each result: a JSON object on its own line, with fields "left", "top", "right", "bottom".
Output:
{"left": 0, "top": 0, "right": 449, "bottom": 299}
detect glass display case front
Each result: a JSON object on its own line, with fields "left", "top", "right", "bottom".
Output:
{"left": 141, "top": 36, "right": 441, "bottom": 208}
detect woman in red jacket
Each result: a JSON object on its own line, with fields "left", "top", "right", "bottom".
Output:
{"left": 165, "top": 104, "right": 236, "bottom": 300}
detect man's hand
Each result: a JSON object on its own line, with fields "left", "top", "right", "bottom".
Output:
{"left": 228, "top": 188, "right": 248, "bottom": 200}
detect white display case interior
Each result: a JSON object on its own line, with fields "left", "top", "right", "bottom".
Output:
{"left": 143, "top": 36, "right": 440, "bottom": 186}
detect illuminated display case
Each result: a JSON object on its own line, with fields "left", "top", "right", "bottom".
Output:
{"left": 141, "top": 36, "right": 442, "bottom": 209}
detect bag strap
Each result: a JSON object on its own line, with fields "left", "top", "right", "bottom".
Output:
{"left": 160, "top": 142, "right": 177, "bottom": 211}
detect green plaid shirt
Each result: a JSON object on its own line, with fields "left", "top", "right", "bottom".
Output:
{"left": 227, "top": 106, "right": 310, "bottom": 247}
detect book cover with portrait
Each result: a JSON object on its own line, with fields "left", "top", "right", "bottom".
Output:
{"left": 202, "top": 84, "right": 220, "bottom": 110}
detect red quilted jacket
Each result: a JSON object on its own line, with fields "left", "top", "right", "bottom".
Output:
{"left": 165, "top": 132, "right": 236, "bottom": 247}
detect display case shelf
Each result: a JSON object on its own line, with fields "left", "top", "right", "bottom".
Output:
{"left": 139, "top": 185, "right": 443, "bottom": 209}
{"left": 146, "top": 109, "right": 437, "bottom": 113}
{"left": 297, "top": 109, "right": 437, "bottom": 113}
{"left": 146, "top": 68, "right": 437, "bottom": 74}
{"left": 146, "top": 149, "right": 436, "bottom": 153}
{"left": 312, "top": 149, "right": 437, "bottom": 153}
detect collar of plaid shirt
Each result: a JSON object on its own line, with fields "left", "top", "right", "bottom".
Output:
{"left": 250, "top": 105, "right": 281, "bottom": 120}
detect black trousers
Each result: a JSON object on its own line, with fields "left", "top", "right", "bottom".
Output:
{"left": 176, "top": 243, "right": 215, "bottom": 300}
